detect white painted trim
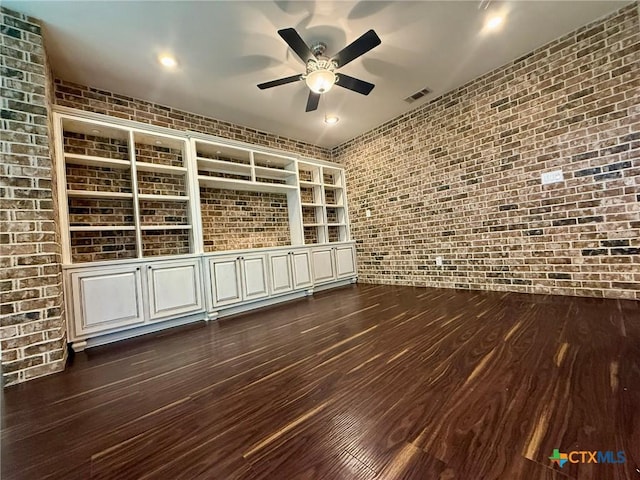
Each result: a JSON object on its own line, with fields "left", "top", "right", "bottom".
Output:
{"left": 188, "top": 130, "right": 301, "bottom": 162}
{"left": 214, "top": 289, "right": 309, "bottom": 319}
{"left": 59, "top": 242, "right": 356, "bottom": 270}
{"left": 313, "top": 278, "right": 357, "bottom": 292}
{"left": 62, "top": 253, "right": 202, "bottom": 270}
{"left": 128, "top": 130, "right": 143, "bottom": 258}
{"left": 72, "top": 311, "right": 207, "bottom": 351}
{"left": 51, "top": 106, "right": 341, "bottom": 167}
{"left": 53, "top": 112, "right": 71, "bottom": 264}
{"left": 53, "top": 106, "right": 190, "bottom": 142}
{"left": 187, "top": 138, "right": 204, "bottom": 255}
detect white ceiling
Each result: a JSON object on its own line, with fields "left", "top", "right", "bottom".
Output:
{"left": 7, "top": 1, "right": 631, "bottom": 148}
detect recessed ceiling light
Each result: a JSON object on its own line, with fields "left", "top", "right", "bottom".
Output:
{"left": 158, "top": 55, "right": 177, "bottom": 68}
{"left": 324, "top": 115, "right": 339, "bottom": 125}
{"left": 91, "top": 129, "right": 101, "bottom": 134}
{"left": 485, "top": 15, "right": 504, "bottom": 30}
{"left": 155, "top": 140, "right": 162, "bottom": 145}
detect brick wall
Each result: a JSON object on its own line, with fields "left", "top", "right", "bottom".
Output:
{"left": 1, "top": 7, "right": 67, "bottom": 385}
{"left": 333, "top": 4, "right": 640, "bottom": 300}
{"left": 200, "top": 188, "right": 290, "bottom": 251}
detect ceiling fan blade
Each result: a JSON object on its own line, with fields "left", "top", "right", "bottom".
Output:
{"left": 331, "top": 30, "right": 381, "bottom": 68}
{"left": 305, "top": 91, "right": 320, "bottom": 112}
{"left": 257, "top": 75, "right": 302, "bottom": 90}
{"left": 335, "top": 74, "right": 375, "bottom": 95}
{"left": 278, "top": 28, "right": 316, "bottom": 64}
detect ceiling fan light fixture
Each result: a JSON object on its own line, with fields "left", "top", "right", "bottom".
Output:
{"left": 305, "top": 69, "right": 336, "bottom": 94}
{"left": 259, "top": 27, "right": 380, "bottom": 112}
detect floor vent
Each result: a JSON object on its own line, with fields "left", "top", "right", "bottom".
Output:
{"left": 404, "top": 87, "right": 431, "bottom": 103}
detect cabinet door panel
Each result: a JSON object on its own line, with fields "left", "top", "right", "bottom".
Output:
{"left": 148, "top": 261, "right": 203, "bottom": 320}
{"left": 335, "top": 246, "right": 356, "bottom": 278}
{"left": 311, "top": 249, "right": 335, "bottom": 283}
{"left": 72, "top": 267, "right": 144, "bottom": 335}
{"left": 292, "top": 251, "right": 312, "bottom": 289}
{"left": 242, "top": 256, "right": 269, "bottom": 300}
{"left": 270, "top": 253, "right": 293, "bottom": 294}
{"left": 211, "top": 259, "right": 242, "bottom": 306}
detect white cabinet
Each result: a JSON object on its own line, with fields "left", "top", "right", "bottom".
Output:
{"left": 291, "top": 250, "right": 313, "bottom": 289}
{"left": 242, "top": 255, "right": 269, "bottom": 300}
{"left": 210, "top": 256, "right": 242, "bottom": 306}
{"left": 269, "top": 252, "right": 293, "bottom": 294}
{"left": 335, "top": 245, "right": 357, "bottom": 278}
{"left": 69, "top": 265, "right": 144, "bottom": 336}
{"left": 268, "top": 249, "right": 313, "bottom": 295}
{"left": 311, "top": 247, "right": 336, "bottom": 283}
{"left": 65, "top": 244, "right": 356, "bottom": 349}
{"left": 67, "top": 257, "right": 205, "bottom": 348}
{"left": 147, "top": 259, "right": 203, "bottom": 321}
{"left": 311, "top": 244, "right": 357, "bottom": 283}
{"left": 208, "top": 254, "right": 269, "bottom": 307}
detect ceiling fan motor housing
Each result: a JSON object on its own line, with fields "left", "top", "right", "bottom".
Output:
{"left": 310, "top": 41, "right": 328, "bottom": 57}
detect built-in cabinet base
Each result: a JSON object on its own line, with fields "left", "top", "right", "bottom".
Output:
{"left": 65, "top": 243, "right": 357, "bottom": 352}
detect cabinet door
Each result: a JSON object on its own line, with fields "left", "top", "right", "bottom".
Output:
{"left": 335, "top": 245, "right": 357, "bottom": 278}
{"left": 147, "top": 260, "right": 203, "bottom": 321}
{"left": 70, "top": 266, "right": 144, "bottom": 336}
{"left": 210, "top": 257, "right": 242, "bottom": 307}
{"left": 241, "top": 255, "right": 269, "bottom": 301}
{"left": 269, "top": 252, "right": 293, "bottom": 294}
{"left": 291, "top": 250, "right": 313, "bottom": 289}
{"left": 311, "top": 248, "right": 336, "bottom": 283}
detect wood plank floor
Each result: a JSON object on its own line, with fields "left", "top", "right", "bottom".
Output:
{"left": 2, "top": 284, "right": 640, "bottom": 479}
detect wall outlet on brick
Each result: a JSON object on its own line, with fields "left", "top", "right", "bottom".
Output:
{"left": 435, "top": 256, "right": 443, "bottom": 266}
{"left": 541, "top": 169, "right": 564, "bottom": 185}
{"left": 365, "top": 209, "right": 371, "bottom": 218}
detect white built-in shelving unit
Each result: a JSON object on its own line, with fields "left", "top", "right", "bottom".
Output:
{"left": 298, "top": 160, "right": 350, "bottom": 244}
{"left": 191, "top": 137, "right": 303, "bottom": 248}
{"left": 57, "top": 116, "right": 196, "bottom": 262}
{"left": 53, "top": 108, "right": 357, "bottom": 352}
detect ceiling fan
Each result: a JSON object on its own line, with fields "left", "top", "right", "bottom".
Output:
{"left": 258, "top": 28, "right": 381, "bottom": 112}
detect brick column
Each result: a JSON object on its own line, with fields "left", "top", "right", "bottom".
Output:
{"left": 1, "top": 7, "right": 67, "bottom": 385}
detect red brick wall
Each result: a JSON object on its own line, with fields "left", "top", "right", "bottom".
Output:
{"left": 333, "top": 4, "right": 640, "bottom": 300}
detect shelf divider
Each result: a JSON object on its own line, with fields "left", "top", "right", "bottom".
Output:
{"left": 138, "top": 194, "right": 190, "bottom": 201}
{"left": 135, "top": 162, "right": 187, "bottom": 174}
{"left": 66, "top": 190, "right": 133, "bottom": 199}
{"left": 198, "top": 175, "right": 297, "bottom": 194}
{"left": 64, "top": 153, "right": 130, "bottom": 169}
{"left": 69, "top": 225, "right": 136, "bottom": 232}
{"left": 140, "top": 225, "right": 193, "bottom": 231}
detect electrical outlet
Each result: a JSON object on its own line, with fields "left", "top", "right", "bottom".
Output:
{"left": 541, "top": 169, "right": 564, "bottom": 185}
{"left": 365, "top": 209, "right": 371, "bottom": 218}
{"left": 435, "top": 256, "right": 443, "bottom": 266}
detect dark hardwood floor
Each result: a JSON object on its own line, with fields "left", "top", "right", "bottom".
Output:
{"left": 2, "top": 284, "right": 639, "bottom": 479}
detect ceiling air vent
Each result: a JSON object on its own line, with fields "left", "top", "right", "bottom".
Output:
{"left": 404, "top": 87, "right": 431, "bottom": 103}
